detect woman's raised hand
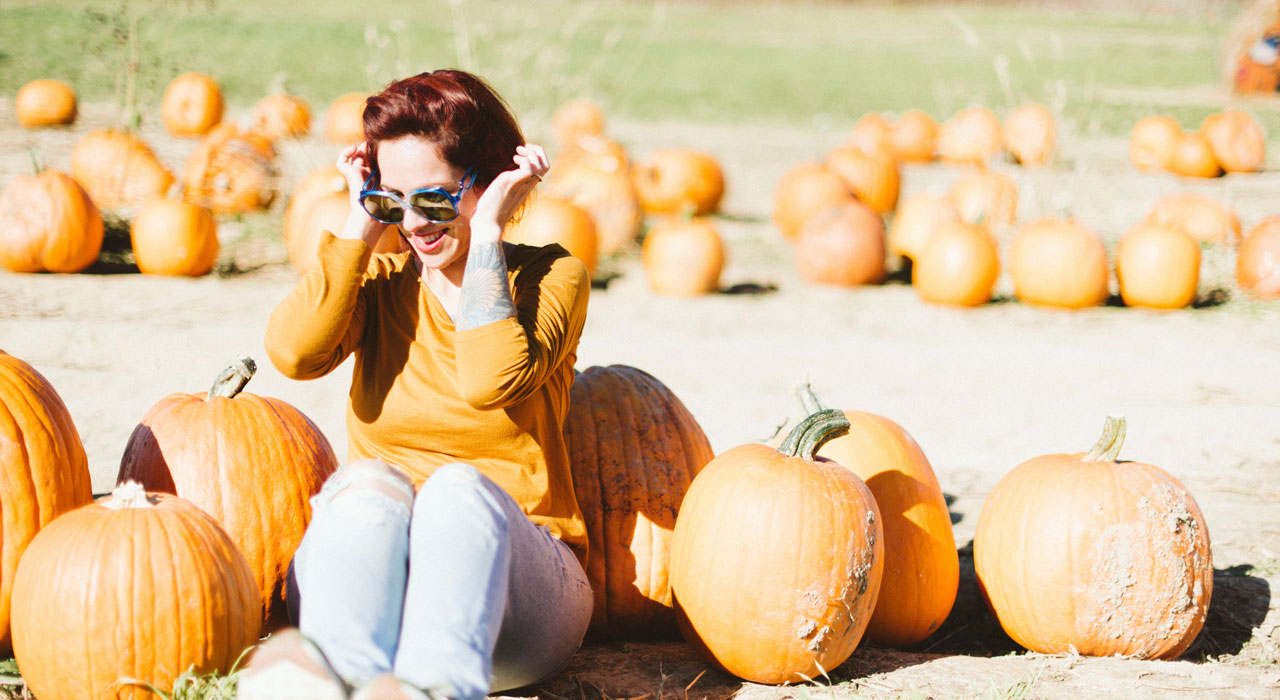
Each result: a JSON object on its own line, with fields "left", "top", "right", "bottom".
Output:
{"left": 334, "top": 142, "right": 386, "bottom": 244}
{"left": 469, "top": 144, "right": 550, "bottom": 245}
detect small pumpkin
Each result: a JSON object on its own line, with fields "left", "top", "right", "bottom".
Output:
{"left": 1008, "top": 217, "right": 1110, "bottom": 309}
{"left": 117, "top": 357, "right": 339, "bottom": 629}
{"left": 848, "top": 112, "right": 893, "bottom": 155}
{"left": 1168, "top": 130, "right": 1223, "bottom": 179}
{"left": 324, "top": 92, "right": 370, "bottom": 145}
{"left": 1235, "top": 216, "right": 1280, "bottom": 299}
{"left": 0, "top": 351, "right": 94, "bottom": 654}
{"left": 544, "top": 143, "right": 643, "bottom": 256}
{"left": 1115, "top": 223, "right": 1200, "bottom": 310}
{"left": 823, "top": 143, "right": 900, "bottom": 214}
{"left": 1144, "top": 191, "right": 1241, "bottom": 247}
{"left": 947, "top": 168, "right": 1018, "bottom": 231}
{"left": 772, "top": 162, "right": 857, "bottom": 241}
{"left": 130, "top": 198, "right": 220, "bottom": 277}
{"left": 669, "top": 409, "right": 884, "bottom": 684}
{"left": 633, "top": 148, "right": 725, "bottom": 216}
{"left": 70, "top": 128, "right": 175, "bottom": 212}
{"left": 1129, "top": 115, "right": 1182, "bottom": 172}
{"left": 887, "top": 192, "right": 960, "bottom": 265}
{"left": 794, "top": 202, "right": 886, "bottom": 287}
{"left": 504, "top": 195, "right": 599, "bottom": 276}
{"left": 1003, "top": 102, "right": 1056, "bottom": 168}
{"left": 642, "top": 217, "right": 725, "bottom": 297}
{"left": 1200, "top": 110, "right": 1266, "bottom": 174}
{"left": 283, "top": 166, "right": 400, "bottom": 274}
{"left": 11, "top": 482, "right": 261, "bottom": 699}
{"left": 912, "top": 220, "right": 1000, "bottom": 307}
{"left": 551, "top": 98, "right": 606, "bottom": 149}
{"left": 0, "top": 168, "right": 103, "bottom": 274}
{"left": 15, "top": 79, "right": 77, "bottom": 127}
{"left": 182, "top": 122, "right": 277, "bottom": 214}
{"left": 974, "top": 416, "right": 1212, "bottom": 659}
{"left": 937, "top": 106, "right": 1003, "bottom": 164}
{"left": 888, "top": 109, "right": 938, "bottom": 163}
{"left": 251, "top": 93, "right": 312, "bottom": 141}
{"left": 160, "top": 72, "right": 225, "bottom": 138}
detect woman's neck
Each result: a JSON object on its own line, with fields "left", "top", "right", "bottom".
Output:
{"left": 414, "top": 254, "right": 467, "bottom": 320}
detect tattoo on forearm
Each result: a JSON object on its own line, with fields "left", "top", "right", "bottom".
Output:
{"left": 458, "top": 242, "right": 516, "bottom": 330}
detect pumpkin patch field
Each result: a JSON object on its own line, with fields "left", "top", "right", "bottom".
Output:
{"left": 2, "top": 1, "right": 1280, "bottom": 698}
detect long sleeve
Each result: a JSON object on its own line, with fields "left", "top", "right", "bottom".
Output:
{"left": 265, "top": 232, "right": 373, "bottom": 379}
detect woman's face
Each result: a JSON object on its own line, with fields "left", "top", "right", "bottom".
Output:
{"left": 374, "top": 135, "right": 479, "bottom": 278}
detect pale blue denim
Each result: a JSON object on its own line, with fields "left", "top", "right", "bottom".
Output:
{"left": 288, "top": 459, "right": 593, "bottom": 700}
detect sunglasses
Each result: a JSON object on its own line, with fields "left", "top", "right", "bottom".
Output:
{"left": 359, "top": 167, "right": 478, "bottom": 224}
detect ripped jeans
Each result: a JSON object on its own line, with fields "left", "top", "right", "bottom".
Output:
{"left": 287, "top": 459, "right": 593, "bottom": 700}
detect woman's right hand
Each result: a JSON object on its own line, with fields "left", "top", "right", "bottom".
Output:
{"left": 335, "top": 142, "right": 387, "bottom": 246}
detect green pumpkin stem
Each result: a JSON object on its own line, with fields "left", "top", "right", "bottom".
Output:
{"left": 26, "top": 146, "right": 43, "bottom": 176}
{"left": 778, "top": 409, "right": 850, "bottom": 461}
{"left": 1084, "top": 415, "right": 1127, "bottom": 462}
{"left": 208, "top": 356, "right": 258, "bottom": 399}
{"left": 794, "top": 382, "right": 826, "bottom": 416}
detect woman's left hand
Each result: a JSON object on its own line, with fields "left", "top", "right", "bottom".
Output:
{"left": 469, "top": 144, "right": 550, "bottom": 245}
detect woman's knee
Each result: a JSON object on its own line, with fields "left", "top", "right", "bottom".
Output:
{"left": 412, "top": 463, "right": 513, "bottom": 528}
{"left": 319, "top": 458, "right": 416, "bottom": 515}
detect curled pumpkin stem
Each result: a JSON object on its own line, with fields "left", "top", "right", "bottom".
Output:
{"left": 779, "top": 409, "right": 850, "bottom": 461}
{"left": 1084, "top": 415, "right": 1127, "bottom": 462}
{"left": 208, "top": 356, "right": 257, "bottom": 399}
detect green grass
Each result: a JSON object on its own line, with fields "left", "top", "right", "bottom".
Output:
{"left": 2, "top": 0, "right": 1277, "bottom": 137}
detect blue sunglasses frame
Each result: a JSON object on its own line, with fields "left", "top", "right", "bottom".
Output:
{"left": 359, "top": 167, "right": 478, "bottom": 224}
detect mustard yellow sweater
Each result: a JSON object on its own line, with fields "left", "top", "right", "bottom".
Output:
{"left": 265, "top": 233, "right": 591, "bottom": 565}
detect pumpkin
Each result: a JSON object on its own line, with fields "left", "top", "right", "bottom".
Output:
{"left": 563, "top": 365, "right": 715, "bottom": 639}
{"left": 1168, "top": 131, "right": 1223, "bottom": 179}
{"left": 887, "top": 192, "right": 960, "bottom": 265}
{"left": 947, "top": 168, "right": 1018, "bottom": 231}
{"left": 1200, "top": 110, "right": 1266, "bottom": 174}
{"left": 182, "top": 122, "right": 277, "bottom": 214}
{"left": 669, "top": 409, "right": 884, "bottom": 684}
{"left": 633, "top": 148, "right": 725, "bottom": 216}
{"left": 912, "top": 220, "right": 1000, "bottom": 307}
{"left": 292, "top": 191, "right": 401, "bottom": 274}
{"left": 974, "top": 416, "right": 1212, "bottom": 659}
{"left": 15, "top": 79, "right": 77, "bottom": 127}
{"left": 1003, "top": 102, "right": 1056, "bottom": 168}
{"left": 251, "top": 93, "right": 312, "bottom": 141}
{"left": 0, "top": 168, "right": 104, "bottom": 274}
{"left": 544, "top": 140, "right": 642, "bottom": 256}
{"left": 0, "top": 351, "right": 93, "bottom": 654}
{"left": 937, "top": 106, "right": 1003, "bottom": 164}
{"left": 11, "top": 482, "right": 261, "bottom": 698}
{"left": 116, "top": 357, "right": 339, "bottom": 629}
{"left": 70, "top": 128, "right": 175, "bottom": 212}
{"left": 794, "top": 202, "right": 886, "bottom": 286}
{"left": 160, "top": 72, "right": 224, "bottom": 138}
{"left": 1144, "top": 191, "right": 1241, "bottom": 246}
{"left": 1129, "top": 115, "right": 1182, "bottom": 172}
{"left": 772, "top": 162, "right": 857, "bottom": 241}
{"left": 324, "top": 92, "right": 369, "bottom": 145}
{"left": 504, "top": 195, "right": 599, "bottom": 276}
{"left": 776, "top": 385, "right": 957, "bottom": 648}
{"left": 1008, "top": 217, "right": 1110, "bottom": 309}
{"left": 1237, "top": 216, "right": 1280, "bottom": 298}
{"left": 642, "top": 217, "right": 724, "bottom": 297}
{"left": 823, "top": 143, "right": 900, "bottom": 214}
{"left": 551, "top": 98, "right": 606, "bottom": 148}
{"left": 130, "top": 199, "right": 220, "bottom": 277}
{"left": 1115, "top": 223, "right": 1200, "bottom": 310}
{"left": 888, "top": 109, "right": 938, "bottom": 163}
{"left": 848, "top": 112, "right": 893, "bottom": 155}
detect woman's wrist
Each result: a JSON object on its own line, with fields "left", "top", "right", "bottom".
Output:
{"left": 337, "top": 210, "right": 386, "bottom": 247}
{"left": 469, "top": 221, "right": 505, "bottom": 247}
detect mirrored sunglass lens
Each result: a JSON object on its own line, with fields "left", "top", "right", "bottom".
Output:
{"left": 408, "top": 191, "right": 458, "bottom": 221}
{"left": 362, "top": 194, "right": 404, "bottom": 222}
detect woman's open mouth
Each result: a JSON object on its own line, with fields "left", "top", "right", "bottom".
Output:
{"left": 411, "top": 228, "right": 449, "bottom": 250}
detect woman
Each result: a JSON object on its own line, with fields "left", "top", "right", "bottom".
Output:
{"left": 238, "top": 70, "right": 593, "bottom": 700}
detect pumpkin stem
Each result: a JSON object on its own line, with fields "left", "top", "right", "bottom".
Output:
{"left": 26, "top": 146, "right": 43, "bottom": 176}
{"left": 104, "top": 481, "right": 155, "bottom": 509}
{"left": 208, "top": 356, "right": 258, "bottom": 399}
{"left": 778, "top": 409, "right": 850, "bottom": 461}
{"left": 1084, "top": 415, "right": 1127, "bottom": 462}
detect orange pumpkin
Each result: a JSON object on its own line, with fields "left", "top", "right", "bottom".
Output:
{"left": 1129, "top": 115, "right": 1182, "bottom": 172}
{"left": 1008, "top": 217, "right": 1110, "bottom": 309}
{"left": 551, "top": 98, "right": 606, "bottom": 149}
{"left": 324, "top": 92, "right": 369, "bottom": 145}
{"left": 182, "top": 122, "right": 277, "bottom": 214}
{"left": 117, "top": 357, "right": 339, "bottom": 629}
{"left": 848, "top": 112, "right": 893, "bottom": 154}
{"left": 772, "top": 162, "right": 857, "bottom": 241}
{"left": 544, "top": 141, "right": 642, "bottom": 256}
{"left": 633, "top": 148, "right": 725, "bottom": 216}
{"left": 563, "top": 365, "right": 714, "bottom": 640}
{"left": 974, "top": 416, "right": 1212, "bottom": 659}
{"left": 794, "top": 202, "right": 886, "bottom": 286}
{"left": 70, "top": 128, "right": 175, "bottom": 212}
{"left": 823, "top": 144, "right": 900, "bottom": 214}
{"left": 642, "top": 218, "right": 725, "bottom": 297}
{"left": 15, "top": 79, "right": 77, "bottom": 127}
{"left": 0, "top": 351, "right": 93, "bottom": 654}
{"left": 1236, "top": 216, "right": 1280, "bottom": 299}
{"left": 947, "top": 168, "right": 1018, "bottom": 231}
{"left": 503, "top": 195, "right": 598, "bottom": 276}
{"left": 912, "top": 220, "right": 1000, "bottom": 307}
{"left": 888, "top": 109, "right": 938, "bottom": 163}
{"left": 160, "top": 72, "right": 224, "bottom": 138}
{"left": 887, "top": 192, "right": 960, "bottom": 265}
{"left": 937, "top": 106, "right": 1003, "bottom": 164}
{"left": 1168, "top": 131, "right": 1223, "bottom": 179}
{"left": 669, "top": 409, "right": 884, "bottom": 684}
{"left": 130, "top": 199, "right": 220, "bottom": 277}
{"left": 251, "top": 93, "right": 312, "bottom": 140}
{"left": 1200, "top": 110, "right": 1266, "bottom": 174}
{"left": 291, "top": 191, "right": 401, "bottom": 274}
{"left": 0, "top": 168, "right": 103, "bottom": 274}
{"left": 1144, "top": 191, "right": 1241, "bottom": 246}
{"left": 12, "top": 482, "right": 261, "bottom": 698}
{"left": 1003, "top": 102, "right": 1056, "bottom": 168}
{"left": 1115, "top": 223, "right": 1200, "bottom": 310}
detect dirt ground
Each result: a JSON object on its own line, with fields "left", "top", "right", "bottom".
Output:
{"left": 1, "top": 102, "right": 1278, "bottom": 699}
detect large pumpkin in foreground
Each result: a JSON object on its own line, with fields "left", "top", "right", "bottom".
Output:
{"left": 0, "top": 350, "right": 93, "bottom": 655}
{"left": 117, "top": 357, "right": 338, "bottom": 629}
{"left": 670, "top": 409, "right": 884, "bottom": 684}
{"left": 563, "top": 365, "right": 714, "bottom": 640}
{"left": 974, "top": 416, "right": 1212, "bottom": 659}
{"left": 11, "top": 482, "right": 261, "bottom": 700}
